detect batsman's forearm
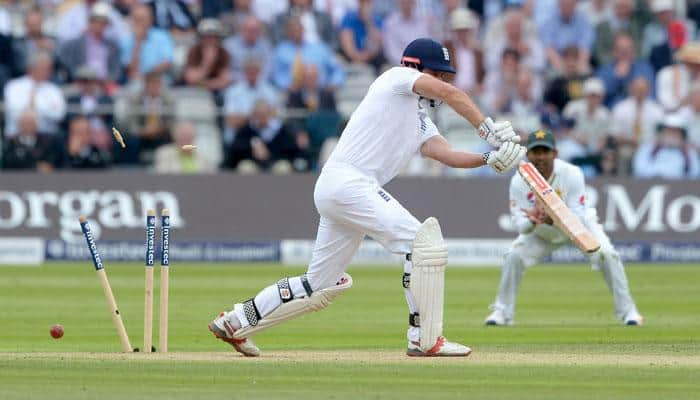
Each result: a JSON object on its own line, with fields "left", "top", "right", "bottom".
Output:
{"left": 441, "top": 150, "right": 485, "bottom": 169}
{"left": 443, "top": 86, "right": 487, "bottom": 128}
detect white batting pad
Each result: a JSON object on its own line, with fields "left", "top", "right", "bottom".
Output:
{"left": 411, "top": 218, "right": 448, "bottom": 352}
{"left": 233, "top": 273, "right": 353, "bottom": 339}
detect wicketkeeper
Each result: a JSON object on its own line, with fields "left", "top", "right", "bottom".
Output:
{"left": 209, "top": 38, "right": 526, "bottom": 357}
{"left": 485, "top": 129, "right": 644, "bottom": 326}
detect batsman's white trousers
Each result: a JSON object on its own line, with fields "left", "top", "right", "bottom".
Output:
{"left": 307, "top": 162, "right": 422, "bottom": 290}
{"left": 492, "top": 219, "right": 639, "bottom": 320}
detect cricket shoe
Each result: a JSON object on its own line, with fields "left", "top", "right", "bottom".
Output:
{"left": 406, "top": 337, "right": 472, "bottom": 357}
{"left": 208, "top": 312, "right": 260, "bottom": 357}
{"left": 623, "top": 311, "right": 644, "bottom": 326}
{"left": 484, "top": 308, "right": 513, "bottom": 326}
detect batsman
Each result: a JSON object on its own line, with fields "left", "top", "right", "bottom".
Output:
{"left": 209, "top": 38, "right": 525, "bottom": 357}
{"left": 484, "top": 129, "right": 644, "bottom": 327}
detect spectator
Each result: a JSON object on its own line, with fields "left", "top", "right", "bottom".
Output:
{"left": 269, "top": 16, "right": 345, "bottom": 91}
{"left": 218, "top": 0, "right": 255, "bottom": 34}
{"left": 56, "top": 2, "right": 121, "bottom": 84}
{"left": 143, "top": 0, "right": 197, "bottom": 33}
{"left": 593, "top": 0, "right": 646, "bottom": 66}
{"left": 563, "top": 77, "right": 610, "bottom": 153}
{"left": 0, "top": 32, "right": 12, "bottom": 89}
{"left": 633, "top": 114, "right": 699, "bottom": 178}
{"left": 201, "top": 0, "right": 233, "bottom": 19}
{"left": 154, "top": 121, "right": 217, "bottom": 173}
{"left": 542, "top": 46, "right": 589, "bottom": 112}
{"left": 483, "top": 0, "right": 538, "bottom": 55}
{"left": 485, "top": 7, "right": 545, "bottom": 74}
{"left": 223, "top": 99, "right": 311, "bottom": 172}
{"left": 121, "top": 4, "right": 174, "bottom": 82}
{"left": 648, "top": 18, "right": 689, "bottom": 73}
{"left": 339, "top": 0, "right": 384, "bottom": 71}
{"left": 2, "top": 110, "right": 62, "bottom": 172}
{"left": 577, "top": 0, "right": 612, "bottom": 28}
{"left": 677, "top": 82, "right": 700, "bottom": 150}
{"left": 656, "top": 43, "right": 700, "bottom": 112}
{"left": 54, "top": 1, "right": 129, "bottom": 44}
{"left": 251, "top": 0, "right": 289, "bottom": 24}
{"left": 596, "top": 32, "right": 654, "bottom": 108}
{"left": 64, "top": 66, "right": 114, "bottom": 152}
{"left": 610, "top": 76, "right": 663, "bottom": 173}
{"left": 316, "top": 0, "right": 365, "bottom": 27}
{"left": 272, "top": 0, "right": 336, "bottom": 47}
{"left": 641, "top": 0, "right": 695, "bottom": 59}
{"left": 12, "top": 8, "right": 55, "bottom": 75}
{"left": 223, "top": 16, "right": 272, "bottom": 80}
{"left": 287, "top": 64, "right": 342, "bottom": 164}
{"left": 540, "top": 0, "right": 594, "bottom": 74}
{"left": 444, "top": 8, "right": 482, "bottom": 93}
{"left": 540, "top": 110, "right": 585, "bottom": 161}
{"left": 121, "top": 70, "right": 175, "bottom": 163}
{"left": 509, "top": 68, "right": 544, "bottom": 133}
{"left": 64, "top": 116, "right": 112, "bottom": 169}
{"left": 382, "top": 0, "right": 430, "bottom": 65}
{"left": 3, "top": 52, "right": 66, "bottom": 137}
{"left": 182, "top": 19, "right": 232, "bottom": 95}
{"left": 482, "top": 48, "right": 522, "bottom": 114}
{"left": 223, "top": 57, "right": 279, "bottom": 145}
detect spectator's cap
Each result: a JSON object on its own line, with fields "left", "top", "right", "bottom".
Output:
{"left": 651, "top": 0, "right": 674, "bottom": 13}
{"left": 450, "top": 8, "right": 478, "bottom": 31}
{"left": 89, "top": 2, "right": 111, "bottom": 21}
{"left": 526, "top": 129, "right": 556, "bottom": 150}
{"left": 582, "top": 77, "right": 605, "bottom": 96}
{"left": 197, "top": 18, "right": 225, "bottom": 37}
{"left": 675, "top": 42, "right": 700, "bottom": 64}
{"left": 75, "top": 65, "right": 100, "bottom": 81}
{"left": 540, "top": 111, "right": 575, "bottom": 131}
{"left": 402, "top": 38, "right": 456, "bottom": 73}
{"left": 505, "top": 0, "right": 525, "bottom": 7}
{"left": 657, "top": 113, "right": 688, "bottom": 136}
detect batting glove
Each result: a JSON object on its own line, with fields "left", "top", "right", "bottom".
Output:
{"left": 478, "top": 117, "right": 520, "bottom": 147}
{"left": 483, "top": 141, "right": 526, "bottom": 174}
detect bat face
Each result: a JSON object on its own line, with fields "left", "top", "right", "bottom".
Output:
{"left": 517, "top": 161, "right": 601, "bottom": 253}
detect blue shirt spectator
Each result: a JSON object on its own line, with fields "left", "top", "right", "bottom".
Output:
{"left": 223, "top": 57, "right": 280, "bottom": 145}
{"left": 596, "top": 32, "right": 655, "bottom": 107}
{"left": 340, "top": 9, "right": 383, "bottom": 52}
{"left": 270, "top": 17, "right": 345, "bottom": 90}
{"left": 120, "top": 4, "right": 174, "bottom": 80}
{"left": 540, "top": 0, "right": 594, "bottom": 73}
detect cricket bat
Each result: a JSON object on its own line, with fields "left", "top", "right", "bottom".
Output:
{"left": 517, "top": 161, "right": 600, "bottom": 253}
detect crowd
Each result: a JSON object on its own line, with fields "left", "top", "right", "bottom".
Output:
{"left": 1, "top": 0, "right": 699, "bottom": 179}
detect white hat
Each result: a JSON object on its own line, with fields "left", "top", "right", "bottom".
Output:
{"left": 450, "top": 8, "right": 479, "bottom": 31}
{"left": 651, "top": 0, "right": 674, "bottom": 13}
{"left": 582, "top": 77, "right": 605, "bottom": 96}
{"left": 90, "top": 2, "right": 111, "bottom": 21}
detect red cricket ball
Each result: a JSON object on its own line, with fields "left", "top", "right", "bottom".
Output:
{"left": 50, "top": 324, "right": 64, "bottom": 339}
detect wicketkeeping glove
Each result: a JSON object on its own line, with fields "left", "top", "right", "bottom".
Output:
{"left": 478, "top": 117, "right": 520, "bottom": 147}
{"left": 483, "top": 141, "right": 526, "bottom": 174}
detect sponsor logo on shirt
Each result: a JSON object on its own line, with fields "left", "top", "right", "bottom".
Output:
{"left": 378, "top": 190, "right": 391, "bottom": 202}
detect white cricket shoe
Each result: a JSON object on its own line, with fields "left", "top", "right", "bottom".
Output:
{"left": 208, "top": 312, "right": 261, "bottom": 357}
{"left": 406, "top": 336, "right": 472, "bottom": 357}
{"left": 623, "top": 310, "right": 644, "bottom": 326}
{"left": 484, "top": 308, "right": 513, "bottom": 326}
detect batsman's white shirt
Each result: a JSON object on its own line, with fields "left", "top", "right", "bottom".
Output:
{"left": 326, "top": 67, "right": 439, "bottom": 186}
{"left": 307, "top": 67, "right": 441, "bottom": 290}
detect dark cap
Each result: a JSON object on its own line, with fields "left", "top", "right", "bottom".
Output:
{"left": 401, "top": 38, "right": 456, "bottom": 74}
{"left": 527, "top": 129, "right": 556, "bottom": 150}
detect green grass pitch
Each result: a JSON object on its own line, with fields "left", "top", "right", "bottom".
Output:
{"left": 1, "top": 262, "right": 699, "bottom": 399}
